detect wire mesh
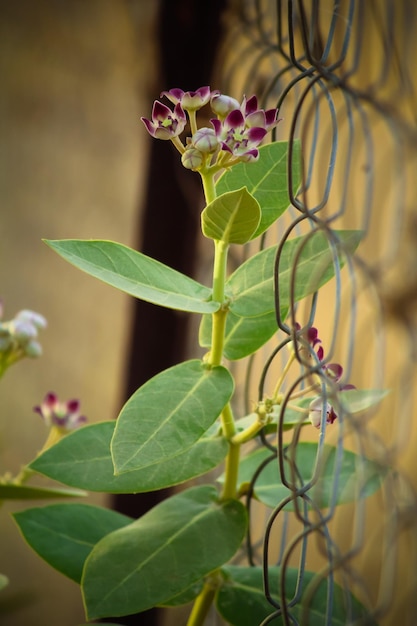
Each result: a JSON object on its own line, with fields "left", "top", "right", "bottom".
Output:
{"left": 210, "top": 1, "right": 417, "bottom": 624}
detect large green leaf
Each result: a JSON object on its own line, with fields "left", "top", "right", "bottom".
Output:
{"left": 201, "top": 187, "right": 261, "bottom": 244}
{"left": 228, "top": 443, "right": 384, "bottom": 509}
{"left": 216, "top": 140, "right": 301, "bottom": 239}
{"left": 228, "top": 230, "right": 363, "bottom": 318}
{"left": 44, "top": 239, "right": 220, "bottom": 314}
{"left": 30, "top": 421, "right": 228, "bottom": 493}
{"left": 82, "top": 485, "right": 247, "bottom": 619}
{"left": 160, "top": 580, "right": 204, "bottom": 607}
{"left": 0, "top": 483, "right": 86, "bottom": 500}
{"left": 13, "top": 504, "right": 132, "bottom": 583}
{"left": 199, "top": 309, "right": 279, "bottom": 361}
{"left": 216, "top": 566, "right": 377, "bottom": 625}
{"left": 111, "top": 360, "right": 233, "bottom": 475}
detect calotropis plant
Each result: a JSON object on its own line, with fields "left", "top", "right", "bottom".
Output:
{"left": 12, "top": 88, "right": 386, "bottom": 625}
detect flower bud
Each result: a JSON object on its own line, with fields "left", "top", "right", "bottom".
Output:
{"left": 24, "top": 339, "right": 43, "bottom": 358}
{"left": 181, "top": 146, "right": 204, "bottom": 170}
{"left": 211, "top": 94, "right": 240, "bottom": 117}
{"left": 191, "top": 128, "right": 219, "bottom": 153}
{"left": 11, "top": 320, "right": 37, "bottom": 341}
{"left": 16, "top": 309, "right": 47, "bottom": 330}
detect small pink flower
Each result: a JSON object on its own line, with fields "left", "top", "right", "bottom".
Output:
{"left": 141, "top": 101, "right": 186, "bottom": 140}
{"left": 210, "top": 94, "right": 280, "bottom": 162}
{"left": 161, "top": 86, "right": 215, "bottom": 111}
{"left": 308, "top": 397, "right": 338, "bottom": 429}
{"left": 34, "top": 392, "right": 87, "bottom": 431}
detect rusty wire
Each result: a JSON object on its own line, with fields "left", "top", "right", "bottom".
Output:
{"left": 213, "top": 1, "right": 417, "bottom": 624}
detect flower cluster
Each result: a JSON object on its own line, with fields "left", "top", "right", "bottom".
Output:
{"left": 294, "top": 323, "right": 355, "bottom": 429}
{"left": 141, "top": 86, "right": 281, "bottom": 170}
{"left": 0, "top": 305, "right": 47, "bottom": 372}
{"left": 34, "top": 392, "right": 87, "bottom": 432}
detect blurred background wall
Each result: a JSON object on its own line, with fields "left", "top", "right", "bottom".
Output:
{"left": 0, "top": 1, "right": 157, "bottom": 624}
{"left": 1, "top": 1, "right": 417, "bottom": 626}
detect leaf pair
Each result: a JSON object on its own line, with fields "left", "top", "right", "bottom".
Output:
{"left": 200, "top": 229, "right": 363, "bottom": 359}
{"left": 30, "top": 359, "right": 232, "bottom": 486}
{"left": 13, "top": 501, "right": 375, "bottom": 624}
{"left": 43, "top": 141, "right": 301, "bottom": 318}
{"left": 14, "top": 486, "right": 247, "bottom": 619}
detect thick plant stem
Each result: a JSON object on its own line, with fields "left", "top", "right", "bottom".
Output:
{"left": 186, "top": 580, "right": 217, "bottom": 626}
{"left": 208, "top": 241, "right": 229, "bottom": 367}
{"left": 221, "top": 440, "right": 240, "bottom": 501}
{"left": 191, "top": 168, "right": 240, "bottom": 623}
{"left": 201, "top": 171, "right": 216, "bottom": 205}
{"left": 212, "top": 239, "right": 228, "bottom": 304}
{"left": 209, "top": 309, "right": 227, "bottom": 368}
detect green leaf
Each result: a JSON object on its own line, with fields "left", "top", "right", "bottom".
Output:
{"left": 199, "top": 310, "right": 279, "bottom": 361}
{"left": 160, "top": 580, "right": 204, "bottom": 607}
{"left": 201, "top": 187, "right": 261, "bottom": 244}
{"left": 337, "top": 388, "right": 390, "bottom": 413}
{"left": 217, "top": 566, "right": 377, "bottom": 625}
{"left": 30, "top": 421, "right": 228, "bottom": 493}
{"left": 13, "top": 504, "right": 132, "bottom": 583}
{"left": 44, "top": 239, "right": 219, "bottom": 314}
{"left": 216, "top": 140, "right": 301, "bottom": 239}
{"left": 82, "top": 485, "right": 247, "bottom": 619}
{"left": 228, "top": 230, "right": 363, "bottom": 318}
{"left": 228, "top": 443, "right": 384, "bottom": 509}
{"left": 0, "top": 483, "right": 86, "bottom": 500}
{"left": 111, "top": 360, "right": 233, "bottom": 475}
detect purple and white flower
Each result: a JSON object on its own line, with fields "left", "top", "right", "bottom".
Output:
{"left": 34, "top": 392, "right": 87, "bottom": 431}
{"left": 161, "top": 86, "right": 215, "bottom": 111}
{"left": 308, "top": 397, "right": 338, "bottom": 429}
{"left": 211, "top": 94, "right": 281, "bottom": 162}
{"left": 293, "top": 323, "right": 356, "bottom": 428}
{"left": 141, "top": 101, "right": 186, "bottom": 140}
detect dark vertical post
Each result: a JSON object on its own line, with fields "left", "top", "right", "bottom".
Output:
{"left": 105, "top": 1, "right": 227, "bottom": 624}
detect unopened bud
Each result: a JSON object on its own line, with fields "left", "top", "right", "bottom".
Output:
{"left": 181, "top": 146, "right": 204, "bottom": 170}
{"left": 16, "top": 310, "right": 47, "bottom": 330}
{"left": 192, "top": 128, "right": 219, "bottom": 153}
{"left": 11, "top": 320, "right": 37, "bottom": 341}
{"left": 24, "top": 340, "right": 43, "bottom": 358}
{"left": 211, "top": 94, "right": 240, "bottom": 117}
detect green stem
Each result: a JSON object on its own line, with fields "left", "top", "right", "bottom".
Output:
{"left": 220, "top": 401, "right": 236, "bottom": 440}
{"left": 189, "top": 166, "right": 239, "bottom": 623}
{"left": 208, "top": 237, "right": 229, "bottom": 369}
{"left": 272, "top": 351, "right": 296, "bottom": 402}
{"left": 231, "top": 418, "right": 265, "bottom": 445}
{"left": 186, "top": 578, "right": 218, "bottom": 626}
{"left": 188, "top": 109, "right": 198, "bottom": 136}
{"left": 200, "top": 170, "right": 216, "bottom": 205}
{"left": 209, "top": 308, "right": 227, "bottom": 368}
{"left": 212, "top": 239, "right": 228, "bottom": 304}
{"left": 221, "top": 441, "right": 240, "bottom": 500}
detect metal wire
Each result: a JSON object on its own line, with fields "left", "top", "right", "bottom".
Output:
{"left": 213, "top": 1, "right": 417, "bottom": 624}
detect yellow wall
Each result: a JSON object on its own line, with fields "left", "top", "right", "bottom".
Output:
{"left": 0, "top": 2, "right": 158, "bottom": 624}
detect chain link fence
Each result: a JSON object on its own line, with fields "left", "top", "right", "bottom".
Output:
{"left": 203, "top": 1, "right": 417, "bottom": 624}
